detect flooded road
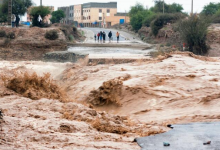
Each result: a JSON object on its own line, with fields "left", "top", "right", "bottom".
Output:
{"left": 68, "top": 28, "right": 153, "bottom": 59}
{"left": 67, "top": 46, "right": 153, "bottom": 59}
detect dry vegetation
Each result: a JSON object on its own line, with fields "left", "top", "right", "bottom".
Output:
{"left": 2, "top": 72, "right": 68, "bottom": 101}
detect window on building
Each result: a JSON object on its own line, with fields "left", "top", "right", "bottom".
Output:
{"left": 89, "top": 16, "right": 90, "bottom": 19}
{"left": 99, "top": 9, "right": 102, "bottom": 13}
{"left": 99, "top": 17, "right": 102, "bottom": 20}
{"left": 107, "top": 9, "right": 110, "bottom": 13}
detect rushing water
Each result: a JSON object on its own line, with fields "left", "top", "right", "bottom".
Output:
{"left": 67, "top": 46, "right": 154, "bottom": 59}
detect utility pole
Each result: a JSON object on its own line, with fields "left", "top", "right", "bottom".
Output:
{"left": 191, "top": 0, "right": 193, "bottom": 15}
{"left": 125, "top": 10, "right": 126, "bottom": 24}
{"left": 163, "top": 0, "right": 164, "bottom": 14}
{"left": 40, "top": 0, "right": 42, "bottom": 6}
{"left": 8, "top": 0, "right": 12, "bottom": 26}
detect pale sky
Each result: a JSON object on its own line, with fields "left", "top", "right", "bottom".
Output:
{"left": 32, "top": 0, "right": 219, "bottom": 13}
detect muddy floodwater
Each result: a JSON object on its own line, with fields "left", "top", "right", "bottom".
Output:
{"left": 68, "top": 46, "right": 154, "bottom": 59}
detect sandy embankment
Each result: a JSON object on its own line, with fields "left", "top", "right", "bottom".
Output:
{"left": 1, "top": 53, "right": 220, "bottom": 149}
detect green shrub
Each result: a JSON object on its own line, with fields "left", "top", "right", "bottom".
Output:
{"left": 45, "top": 30, "right": 59, "bottom": 40}
{"left": 166, "top": 43, "right": 171, "bottom": 47}
{"left": 143, "top": 13, "right": 157, "bottom": 27}
{"left": 211, "top": 9, "right": 220, "bottom": 23}
{"left": 150, "top": 13, "right": 184, "bottom": 36}
{"left": 7, "top": 32, "right": 15, "bottom": 39}
{"left": 68, "top": 35, "right": 74, "bottom": 41}
{"left": 0, "top": 30, "right": 6, "bottom": 37}
{"left": 177, "top": 16, "right": 210, "bottom": 55}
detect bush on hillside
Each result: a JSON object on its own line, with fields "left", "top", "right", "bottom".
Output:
{"left": 72, "top": 26, "right": 77, "bottom": 32}
{"left": 150, "top": 13, "right": 184, "bottom": 36}
{"left": 0, "top": 30, "right": 6, "bottom": 37}
{"left": 177, "top": 15, "right": 210, "bottom": 55}
{"left": 143, "top": 13, "right": 157, "bottom": 27}
{"left": 211, "top": 9, "right": 220, "bottom": 23}
{"left": 45, "top": 30, "right": 59, "bottom": 40}
{"left": 7, "top": 32, "right": 15, "bottom": 39}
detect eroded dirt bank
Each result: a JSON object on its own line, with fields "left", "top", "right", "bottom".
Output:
{"left": 0, "top": 26, "right": 84, "bottom": 61}
{"left": 1, "top": 53, "right": 220, "bottom": 149}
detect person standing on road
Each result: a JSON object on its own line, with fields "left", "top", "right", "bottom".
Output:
{"left": 116, "top": 32, "right": 120, "bottom": 43}
{"left": 100, "top": 31, "right": 103, "bottom": 42}
{"left": 108, "top": 31, "right": 112, "bottom": 42}
{"left": 103, "top": 31, "right": 106, "bottom": 43}
{"left": 15, "top": 15, "right": 20, "bottom": 28}
{"left": 94, "top": 34, "right": 97, "bottom": 41}
{"left": 97, "top": 33, "right": 100, "bottom": 42}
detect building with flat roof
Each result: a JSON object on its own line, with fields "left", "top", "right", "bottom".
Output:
{"left": 81, "top": 2, "right": 117, "bottom": 27}
{"left": 59, "top": 2, "right": 129, "bottom": 28}
{"left": 58, "top": 6, "right": 70, "bottom": 24}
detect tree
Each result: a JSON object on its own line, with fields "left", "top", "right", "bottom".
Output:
{"left": 0, "top": 4, "right": 7, "bottom": 23}
{"left": 50, "top": 10, "right": 65, "bottom": 24}
{"left": 168, "top": 3, "right": 183, "bottom": 13}
{"left": 1, "top": 0, "right": 32, "bottom": 16}
{"left": 201, "top": 2, "right": 220, "bottom": 16}
{"left": 129, "top": 3, "right": 145, "bottom": 17}
{"left": 130, "top": 12, "right": 145, "bottom": 31}
{"left": 129, "top": 3, "right": 155, "bottom": 31}
{"left": 150, "top": 0, "right": 183, "bottom": 13}
{"left": 29, "top": 6, "right": 51, "bottom": 27}
{"left": 143, "top": 11, "right": 156, "bottom": 27}
{"left": 150, "top": 0, "right": 168, "bottom": 13}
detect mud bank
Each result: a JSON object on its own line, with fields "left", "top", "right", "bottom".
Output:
{"left": 0, "top": 26, "right": 85, "bottom": 61}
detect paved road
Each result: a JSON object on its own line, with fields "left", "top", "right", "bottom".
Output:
{"left": 71, "top": 27, "right": 153, "bottom": 59}
{"left": 80, "top": 27, "right": 144, "bottom": 44}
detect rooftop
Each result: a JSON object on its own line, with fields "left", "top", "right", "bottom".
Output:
{"left": 83, "top": 2, "right": 117, "bottom": 9}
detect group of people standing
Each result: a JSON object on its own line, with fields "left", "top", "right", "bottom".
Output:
{"left": 94, "top": 31, "right": 120, "bottom": 43}
{"left": 12, "top": 14, "right": 20, "bottom": 28}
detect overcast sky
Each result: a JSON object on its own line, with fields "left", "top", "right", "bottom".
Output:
{"left": 32, "top": 0, "right": 219, "bottom": 13}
